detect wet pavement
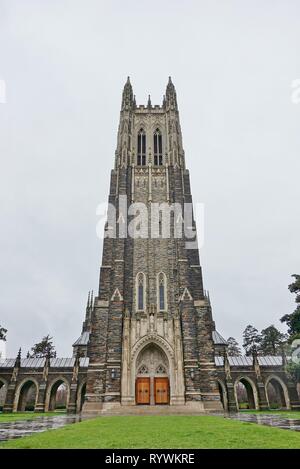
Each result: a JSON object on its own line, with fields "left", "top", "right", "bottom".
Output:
{"left": 0, "top": 414, "right": 87, "bottom": 442}
{"left": 227, "top": 412, "right": 300, "bottom": 431}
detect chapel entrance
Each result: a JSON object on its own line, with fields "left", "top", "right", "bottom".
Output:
{"left": 154, "top": 377, "right": 169, "bottom": 404}
{"left": 135, "top": 343, "right": 170, "bottom": 405}
{"left": 136, "top": 378, "right": 150, "bottom": 404}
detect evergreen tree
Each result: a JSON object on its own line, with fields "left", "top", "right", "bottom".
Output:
{"left": 259, "top": 325, "right": 287, "bottom": 355}
{"left": 280, "top": 274, "right": 300, "bottom": 337}
{"left": 227, "top": 337, "right": 242, "bottom": 356}
{"left": 242, "top": 325, "right": 261, "bottom": 356}
{"left": 29, "top": 335, "right": 56, "bottom": 358}
{"left": 0, "top": 325, "right": 7, "bottom": 341}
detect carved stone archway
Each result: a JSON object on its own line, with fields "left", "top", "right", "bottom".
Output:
{"left": 0, "top": 378, "right": 8, "bottom": 410}
{"left": 76, "top": 380, "right": 87, "bottom": 412}
{"left": 136, "top": 343, "right": 169, "bottom": 405}
{"left": 265, "top": 375, "right": 290, "bottom": 410}
{"left": 121, "top": 333, "right": 185, "bottom": 406}
{"left": 234, "top": 376, "right": 259, "bottom": 410}
{"left": 217, "top": 379, "right": 228, "bottom": 411}
{"left": 14, "top": 378, "right": 39, "bottom": 412}
{"left": 45, "top": 377, "right": 70, "bottom": 412}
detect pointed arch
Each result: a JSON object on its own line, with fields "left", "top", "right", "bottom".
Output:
{"left": 217, "top": 379, "right": 228, "bottom": 411}
{"left": 265, "top": 374, "right": 290, "bottom": 409}
{"left": 76, "top": 380, "right": 87, "bottom": 412}
{"left": 0, "top": 378, "right": 8, "bottom": 410}
{"left": 153, "top": 128, "right": 163, "bottom": 166}
{"left": 136, "top": 272, "right": 146, "bottom": 311}
{"left": 234, "top": 376, "right": 259, "bottom": 410}
{"left": 157, "top": 272, "right": 167, "bottom": 311}
{"left": 180, "top": 287, "right": 193, "bottom": 301}
{"left": 45, "top": 376, "right": 70, "bottom": 411}
{"left": 137, "top": 128, "right": 146, "bottom": 166}
{"left": 111, "top": 288, "right": 123, "bottom": 302}
{"left": 14, "top": 378, "right": 39, "bottom": 412}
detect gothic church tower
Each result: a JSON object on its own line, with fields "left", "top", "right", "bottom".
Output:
{"left": 83, "top": 78, "right": 222, "bottom": 412}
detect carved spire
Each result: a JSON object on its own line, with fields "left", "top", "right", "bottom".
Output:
{"left": 15, "top": 348, "right": 21, "bottom": 367}
{"left": 166, "top": 76, "right": 178, "bottom": 110}
{"left": 86, "top": 291, "right": 90, "bottom": 310}
{"left": 223, "top": 349, "right": 232, "bottom": 380}
{"left": 147, "top": 94, "right": 152, "bottom": 109}
{"left": 121, "top": 76, "right": 133, "bottom": 111}
{"left": 43, "top": 349, "right": 51, "bottom": 381}
{"left": 252, "top": 345, "right": 261, "bottom": 378}
{"left": 90, "top": 290, "right": 94, "bottom": 309}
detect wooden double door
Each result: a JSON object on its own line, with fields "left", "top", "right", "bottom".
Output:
{"left": 136, "top": 377, "right": 169, "bottom": 405}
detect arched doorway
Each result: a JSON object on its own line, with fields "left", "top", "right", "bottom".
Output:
{"left": 135, "top": 343, "right": 170, "bottom": 405}
{"left": 17, "top": 380, "right": 38, "bottom": 411}
{"left": 235, "top": 377, "right": 258, "bottom": 410}
{"left": 47, "top": 379, "right": 69, "bottom": 411}
{"left": 217, "top": 380, "right": 228, "bottom": 411}
{"left": 265, "top": 376, "right": 290, "bottom": 409}
{"left": 0, "top": 379, "right": 8, "bottom": 411}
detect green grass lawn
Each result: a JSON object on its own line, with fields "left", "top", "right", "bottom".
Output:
{"left": 0, "top": 411, "right": 65, "bottom": 423}
{"left": 1, "top": 415, "right": 300, "bottom": 449}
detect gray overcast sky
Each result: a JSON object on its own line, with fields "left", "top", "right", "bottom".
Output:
{"left": 0, "top": 0, "right": 300, "bottom": 357}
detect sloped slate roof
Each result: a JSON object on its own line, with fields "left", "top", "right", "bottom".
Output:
{"left": 212, "top": 330, "right": 227, "bottom": 345}
{"left": 73, "top": 331, "right": 90, "bottom": 347}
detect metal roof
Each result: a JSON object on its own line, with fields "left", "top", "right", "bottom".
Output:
{"left": 215, "top": 355, "right": 283, "bottom": 367}
{"left": 212, "top": 330, "right": 228, "bottom": 345}
{"left": 215, "top": 356, "right": 224, "bottom": 367}
{"left": 73, "top": 331, "right": 90, "bottom": 347}
{"left": 258, "top": 356, "right": 282, "bottom": 366}
{"left": 50, "top": 357, "right": 75, "bottom": 368}
{"left": 0, "top": 357, "right": 89, "bottom": 368}
{"left": 79, "top": 357, "right": 89, "bottom": 368}
{"left": 0, "top": 359, "right": 15, "bottom": 368}
{"left": 20, "top": 358, "right": 46, "bottom": 368}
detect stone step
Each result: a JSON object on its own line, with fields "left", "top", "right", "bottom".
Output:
{"left": 98, "top": 405, "right": 212, "bottom": 416}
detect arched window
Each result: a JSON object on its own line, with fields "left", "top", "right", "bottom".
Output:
{"left": 136, "top": 272, "right": 146, "bottom": 311}
{"left": 153, "top": 129, "right": 163, "bottom": 166}
{"left": 157, "top": 272, "right": 167, "bottom": 311}
{"left": 137, "top": 129, "right": 146, "bottom": 166}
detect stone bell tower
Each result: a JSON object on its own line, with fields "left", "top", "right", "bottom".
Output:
{"left": 83, "top": 77, "right": 222, "bottom": 413}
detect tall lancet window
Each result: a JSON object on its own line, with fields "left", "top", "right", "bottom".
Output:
{"left": 136, "top": 272, "right": 146, "bottom": 311}
{"left": 153, "top": 129, "right": 163, "bottom": 166}
{"left": 137, "top": 129, "right": 146, "bottom": 166}
{"left": 158, "top": 272, "right": 167, "bottom": 311}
